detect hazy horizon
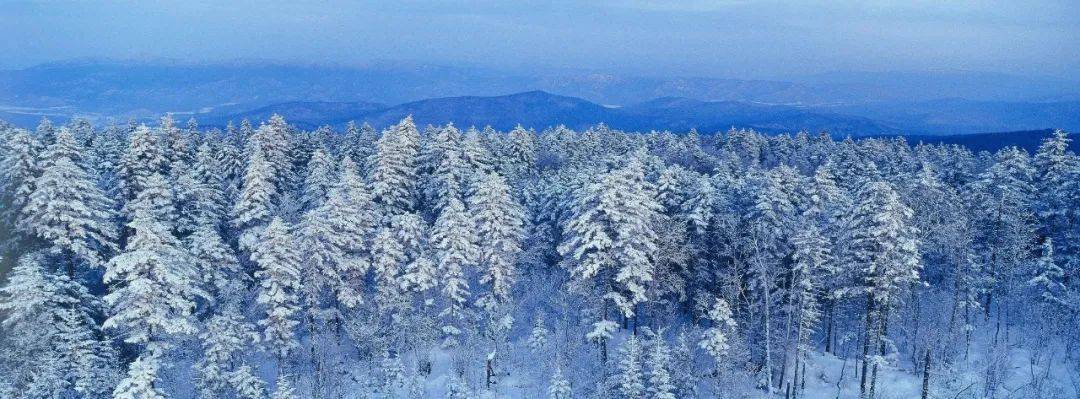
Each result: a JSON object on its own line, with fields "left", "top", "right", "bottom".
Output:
{"left": 2, "top": 1, "right": 1077, "bottom": 81}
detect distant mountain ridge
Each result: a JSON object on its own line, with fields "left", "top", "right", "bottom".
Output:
{"left": 1, "top": 60, "right": 1078, "bottom": 135}
{"left": 200, "top": 91, "right": 902, "bottom": 136}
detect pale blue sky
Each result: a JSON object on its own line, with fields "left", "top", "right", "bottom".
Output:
{"left": 1, "top": 1, "right": 1076, "bottom": 79}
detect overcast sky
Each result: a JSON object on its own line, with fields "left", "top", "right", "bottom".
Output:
{"left": 1, "top": 1, "right": 1077, "bottom": 79}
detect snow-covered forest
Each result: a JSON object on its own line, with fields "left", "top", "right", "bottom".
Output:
{"left": 0, "top": 115, "right": 1077, "bottom": 398}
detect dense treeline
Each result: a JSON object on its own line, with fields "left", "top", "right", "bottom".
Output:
{"left": 0, "top": 115, "right": 1077, "bottom": 398}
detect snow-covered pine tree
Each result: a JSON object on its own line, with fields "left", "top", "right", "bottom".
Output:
{"left": 470, "top": 172, "right": 525, "bottom": 313}
{"left": 113, "top": 345, "right": 167, "bottom": 399}
{"left": 371, "top": 116, "right": 421, "bottom": 217}
{"left": 0, "top": 129, "right": 38, "bottom": 237}
{"left": 500, "top": 125, "right": 537, "bottom": 182}
{"left": 301, "top": 148, "right": 334, "bottom": 211}
{"left": 969, "top": 147, "right": 1035, "bottom": 316}
{"left": 35, "top": 116, "right": 56, "bottom": 145}
{"left": 271, "top": 374, "right": 297, "bottom": 399}
{"left": 432, "top": 195, "right": 478, "bottom": 347}
{"left": 118, "top": 124, "right": 167, "bottom": 204}
{"left": 616, "top": 335, "right": 646, "bottom": 399}
{"left": 160, "top": 114, "right": 192, "bottom": 178}
{"left": 399, "top": 212, "right": 438, "bottom": 299}
{"left": 0, "top": 252, "right": 118, "bottom": 398}
{"left": 104, "top": 172, "right": 205, "bottom": 346}
{"left": 528, "top": 311, "right": 550, "bottom": 356}
{"left": 548, "top": 363, "right": 572, "bottom": 399}
{"left": 188, "top": 218, "right": 244, "bottom": 307}
{"left": 646, "top": 334, "right": 677, "bottom": 399}
{"left": 787, "top": 223, "right": 831, "bottom": 395}
{"left": 1034, "top": 130, "right": 1080, "bottom": 236}
{"left": 327, "top": 157, "right": 377, "bottom": 308}
{"left": 846, "top": 180, "right": 920, "bottom": 399}
{"left": 426, "top": 127, "right": 468, "bottom": 215}
{"left": 196, "top": 307, "right": 264, "bottom": 399}
{"left": 188, "top": 142, "right": 229, "bottom": 226}
{"left": 234, "top": 146, "right": 277, "bottom": 250}
{"left": 1029, "top": 238, "right": 1067, "bottom": 307}
{"left": 558, "top": 152, "right": 661, "bottom": 346}
{"left": 1033, "top": 130, "right": 1080, "bottom": 287}
{"left": 230, "top": 365, "right": 268, "bottom": 399}
{"left": 461, "top": 126, "right": 494, "bottom": 181}
{"left": 20, "top": 128, "right": 116, "bottom": 271}
{"left": 246, "top": 115, "right": 294, "bottom": 193}
{"left": 672, "top": 329, "right": 699, "bottom": 398}
{"left": 371, "top": 216, "right": 410, "bottom": 314}
{"left": 700, "top": 297, "right": 737, "bottom": 369}
{"left": 252, "top": 217, "right": 303, "bottom": 361}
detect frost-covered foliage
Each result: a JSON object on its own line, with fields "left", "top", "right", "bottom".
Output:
{"left": 1, "top": 115, "right": 1078, "bottom": 398}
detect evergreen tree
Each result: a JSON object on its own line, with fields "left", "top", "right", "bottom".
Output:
{"left": 0, "top": 129, "right": 39, "bottom": 236}
{"left": 646, "top": 335, "right": 677, "bottom": 399}
{"left": 548, "top": 363, "right": 572, "bottom": 399}
{"left": 104, "top": 173, "right": 204, "bottom": 346}
{"left": 470, "top": 172, "right": 525, "bottom": 312}
{"left": 253, "top": 217, "right": 302, "bottom": 360}
{"left": 118, "top": 125, "right": 166, "bottom": 204}
{"left": 301, "top": 148, "right": 334, "bottom": 211}
{"left": 700, "top": 298, "right": 736, "bottom": 369}
{"left": 113, "top": 346, "right": 166, "bottom": 399}
{"left": 0, "top": 252, "right": 118, "bottom": 398}
{"left": 271, "top": 374, "right": 297, "bottom": 399}
{"left": 371, "top": 117, "right": 421, "bottom": 216}
{"left": 558, "top": 152, "right": 661, "bottom": 343}
{"left": 20, "top": 129, "right": 116, "bottom": 270}
{"left": 847, "top": 181, "right": 921, "bottom": 399}
{"left": 672, "top": 329, "right": 699, "bottom": 398}
{"left": 528, "top": 312, "right": 550, "bottom": 356}
{"left": 196, "top": 307, "right": 264, "bottom": 399}
{"left": 1029, "top": 238, "right": 1067, "bottom": 306}
{"left": 188, "top": 142, "right": 229, "bottom": 226}
{"left": 432, "top": 195, "right": 478, "bottom": 346}
{"left": 188, "top": 219, "right": 244, "bottom": 306}
{"left": 234, "top": 147, "right": 277, "bottom": 250}
{"left": 616, "top": 336, "right": 646, "bottom": 399}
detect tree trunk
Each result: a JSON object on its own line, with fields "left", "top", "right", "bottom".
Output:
{"left": 859, "top": 295, "right": 875, "bottom": 398}
{"left": 921, "top": 349, "right": 931, "bottom": 399}
{"left": 825, "top": 298, "right": 835, "bottom": 354}
{"left": 763, "top": 270, "right": 775, "bottom": 394}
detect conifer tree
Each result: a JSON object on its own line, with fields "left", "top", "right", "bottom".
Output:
{"left": 253, "top": 217, "right": 302, "bottom": 360}
{"left": 617, "top": 336, "right": 646, "bottom": 399}
{"left": 700, "top": 297, "right": 736, "bottom": 368}
{"left": 196, "top": 307, "right": 264, "bottom": 399}
{"left": 371, "top": 117, "right": 421, "bottom": 216}
{"left": 234, "top": 147, "right": 277, "bottom": 250}
{"left": 646, "top": 335, "right": 677, "bottom": 399}
{"left": 188, "top": 218, "right": 244, "bottom": 306}
{"left": 113, "top": 345, "right": 166, "bottom": 399}
{"left": 528, "top": 312, "right": 550, "bottom": 356}
{"left": 470, "top": 172, "right": 525, "bottom": 312}
{"left": 558, "top": 152, "right": 661, "bottom": 343}
{"left": 104, "top": 172, "right": 204, "bottom": 346}
{"left": 847, "top": 181, "right": 920, "bottom": 399}
{"left": 0, "top": 252, "right": 118, "bottom": 398}
{"left": 118, "top": 125, "right": 167, "bottom": 203}
{"left": 0, "top": 129, "right": 38, "bottom": 235}
{"left": 548, "top": 363, "right": 572, "bottom": 399}
{"left": 1029, "top": 238, "right": 1066, "bottom": 306}
{"left": 432, "top": 195, "right": 478, "bottom": 346}
{"left": 20, "top": 129, "right": 116, "bottom": 270}
{"left": 301, "top": 148, "right": 334, "bottom": 211}
{"left": 271, "top": 374, "right": 297, "bottom": 399}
